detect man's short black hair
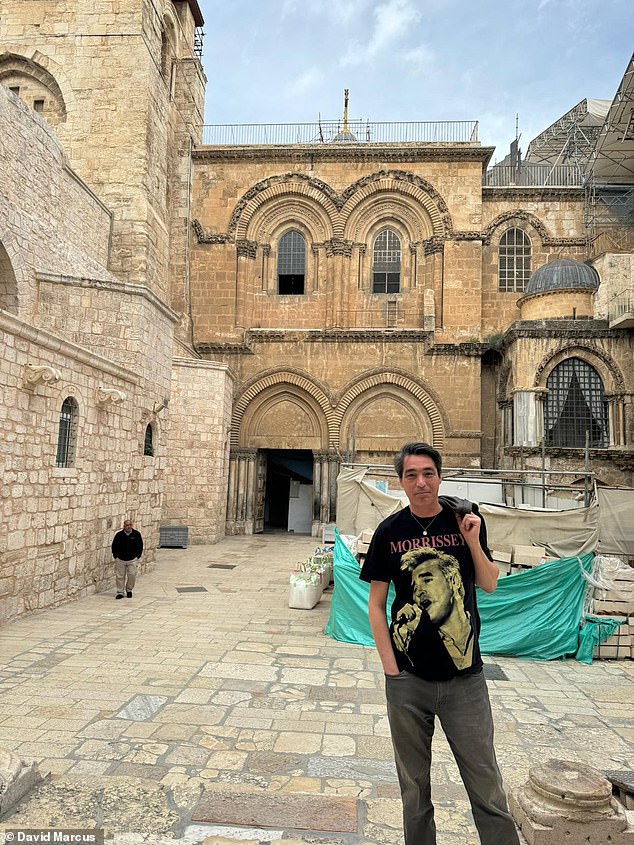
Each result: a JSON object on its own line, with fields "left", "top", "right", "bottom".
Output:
{"left": 394, "top": 442, "right": 442, "bottom": 478}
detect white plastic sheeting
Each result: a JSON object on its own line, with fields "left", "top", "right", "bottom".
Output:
{"left": 336, "top": 466, "right": 634, "bottom": 559}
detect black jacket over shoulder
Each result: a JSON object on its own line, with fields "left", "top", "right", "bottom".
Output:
{"left": 112, "top": 529, "right": 143, "bottom": 561}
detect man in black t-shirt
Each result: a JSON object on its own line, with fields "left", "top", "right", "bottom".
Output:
{"left": 360, "top": 442, "right": 519, "bottom": 845}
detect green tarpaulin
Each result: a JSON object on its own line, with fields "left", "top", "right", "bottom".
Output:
{"left": 325, "top": 530, "right": 602, "bottom": 662}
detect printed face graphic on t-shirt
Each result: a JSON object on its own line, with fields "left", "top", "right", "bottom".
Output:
{"left": 411, "top": 560, "right": 453, "bottom": 625}
{"left": 393, "top": 547, "right": 474, "bottom": 670}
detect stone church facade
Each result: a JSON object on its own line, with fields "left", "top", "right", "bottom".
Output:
{"left": 1, "top": 2, "right": 632, "bottom": 621}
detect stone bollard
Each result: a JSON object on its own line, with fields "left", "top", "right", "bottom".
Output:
{"left": 509, "top": 759, "right": 634, "bottom": 845}
{"left": 0, "top": 748, "right": 46, "bottom": 819}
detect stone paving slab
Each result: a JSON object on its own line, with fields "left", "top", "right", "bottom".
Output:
{"left": 191, "top": 787, "right": 359, "bottom": 832}
{"left": 0, "top": 534, "right": 633, "bottom": 844}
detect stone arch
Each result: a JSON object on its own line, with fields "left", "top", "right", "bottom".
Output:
{"left": 335, "top": 370, "right": 447, "bottom": 448}
{"left": 346, "top": 193, "right": 435, "bottom": 244}
{"left": 341, "top": 170, "right": 452, "bottom": 240}
{"left": 0, "top": 51, "right": 67, "bottom": 124}
{"left": 247, "top": 194, "right": 333, "bottom": 244}
{"left": 534, "top": 344, "right": 625, "bottom": 393}
{"left": 483, "top": 211, "right": 551, "bottom": 246}
{"left": 0, "top": 237, "right": 20, "bottom": 314}
{"left": 497, "top": 359, "right": 514, "bottom": 403}
{"left": 232, "top": 370, "right": 336, "bottom": 449}
{"left": 160, "top": 9, "right": 179, "bottom": 84}
{"left": 230, "top": 174, "right": 339, "bottom": 240}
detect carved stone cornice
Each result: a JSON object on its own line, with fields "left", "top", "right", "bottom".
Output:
{"left": 305, "top": 329, "right": 434, "bottom": 343}
{"left": 483, "top": 186, "right": 585, "bottom": 202}
{"left": 230, "top": 448, "right": 258, "bottom": 461}
{"left": 422, "top": 237, "right": 444, "bottom": 256}
{"left": 503, "top": 320, "right": 612, "bottom": 342}
{"left": 236, "top": 239, "right": 258, "bottom": 259}
{"left": 97, "top": 387, "right": 126, "bottom": 405}
{"left": 452, "top": 231, "right": 483, "bottom": 241}
{"left": 191, "top": 219, "right": 231, "bottom": 244}
{"left": 23, "top": 364, "right": 62, "bottom": 389}
{"left": 196, "top": 342, "right": 254, "bottom": 355}
{"left": 324, "top": 237, "right": 354, "bottom": 257}
{"left": 504, "top": 445, "right": 634, "bottom": 471}
{"left": 193, "top": 145, "right": 494, "bottom": 166}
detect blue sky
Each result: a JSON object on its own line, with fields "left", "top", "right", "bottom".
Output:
{"left": 197, "top": 0, "right": 631, "bottom": 162}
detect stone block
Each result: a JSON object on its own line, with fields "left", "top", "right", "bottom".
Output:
{"left": 509, "top": 759, "right": 634, "bottom": 845}
{"left": 0, "top": 747, "right": 46, "bottom": 819}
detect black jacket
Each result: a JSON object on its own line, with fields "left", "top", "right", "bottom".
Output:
{"left": 112, "top": 529, "right": 143, "bottom": 561}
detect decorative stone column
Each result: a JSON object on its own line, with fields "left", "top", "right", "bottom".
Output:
{"left": 226, "top": 448, "right": 257, "bottom": 534}
{"left": 512, "top": 388, "right": 547, "bottom": 446}
{"left": 509, "top": 759, "right": 634, "bottom": 844}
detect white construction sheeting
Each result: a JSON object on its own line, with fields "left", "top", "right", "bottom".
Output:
{"left": 336, "top": 466, "right": 634, "bottom": 559}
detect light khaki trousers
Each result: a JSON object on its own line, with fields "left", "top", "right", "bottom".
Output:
{"left": 115, "top": 560, "right": 137, "bottom": 594}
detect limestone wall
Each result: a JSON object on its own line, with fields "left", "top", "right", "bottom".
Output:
{"left": 593, "top": 253, "right": 634, "bottom": 320}
{"left": 481, "top": 192, "right": 587, "bottom": 334}
{"left": 163, "top": 359, "right": 234, "bottom": 543}
{"left": 0, "top": 85, "right": 113, "bottom": 319}
{"left": 0, "top": 311, "right": 165, "bottom": 624}
{"left": 190, "top": 148, "right": 489, "bottom": 342}
{"left": 0, "top": 0, "right": 205, "bottom": 306}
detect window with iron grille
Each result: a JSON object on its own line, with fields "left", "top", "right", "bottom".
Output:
{"left": 544, "top": 358, "right": 608, "bottom": 448}
{"left": 143, "top": 423, "right": 154, "bottom": 456}
{"left": 373, "top": 228, "right": 401, "bottom": 293}
{"left": 498, "top": 228, "right": 531, "bottom": 292}
{"left": 56, "top": 396, "right": 78, "bottom": 467}
{"left": 277, "top": 230, "right": 306, "bottom": 295}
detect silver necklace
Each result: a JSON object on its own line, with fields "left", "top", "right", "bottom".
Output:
{"left": 409, "top": 508, "right": 442, "bottom": 536}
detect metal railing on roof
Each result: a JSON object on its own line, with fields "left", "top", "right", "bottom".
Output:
{"left": 484, "top": 164, "right": 584, "bottom": 187}
{"left": 200, "top": 120, "right": 479, "bottom": 146}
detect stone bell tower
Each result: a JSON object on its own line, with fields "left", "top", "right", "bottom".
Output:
{"left": 0, "top": 0, "right": 206, "bottom": 315}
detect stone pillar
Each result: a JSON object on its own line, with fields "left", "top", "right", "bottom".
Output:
{"left": 312, "top": 452, "right": 323, "bottom": 533}
{"left": 226, "top": 456, "right": 237, "bottom": 527}
{"left": 513, "top": 388, "right": 547, "bottom": 446}
{"left": 509, "top": 759, "right": 634, "bottom": 845}
{"left": 227, "top": 448, "right": 257, "bottom": 534}
{"left": 244, "top": 452, "right": 256, "bottom": 535}
{"left": 328, "top": 450, "right": 340, "bottom": 524}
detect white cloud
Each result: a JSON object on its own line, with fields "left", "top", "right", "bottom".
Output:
{"left": 400, "top": 44, "right": 435, "bottom": 72}
{"left": 282, "top": 0, "right": 371, "bottom": 24}
{"left": 283, "top": 66, "right": 326, "bottom": 100}
{"left": 342, "top": 0, "right": 422, "bottom": 67}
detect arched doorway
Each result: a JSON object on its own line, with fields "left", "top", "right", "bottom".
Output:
{"left": 226, "top": 377, "right": 335, "bottom": 535}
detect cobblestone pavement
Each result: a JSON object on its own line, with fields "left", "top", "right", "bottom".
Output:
{"left": 1, "top": 534, "right": 633, "bottom": 844}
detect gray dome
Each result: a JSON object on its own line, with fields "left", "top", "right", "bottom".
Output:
{"left": 525, "top": 259, "right": 599, "bottom": 295}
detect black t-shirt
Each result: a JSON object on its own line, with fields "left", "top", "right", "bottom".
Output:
{"left": 360, "top": 504, "right": 487, "bottom": 681}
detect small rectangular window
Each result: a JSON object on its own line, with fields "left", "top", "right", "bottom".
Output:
{"left": 9, "top": 86, "right": 20, "bottom": 95}
{"left": 278, "top": 273, "right": 305, "bottom": 295}
{"left": 373, "top": 272, "right": 400, "bottom": 294}
{"left": 33, "top": 99, "right": 45, "bottom": 113}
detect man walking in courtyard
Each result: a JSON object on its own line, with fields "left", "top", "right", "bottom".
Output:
{"left": 360, "top": 442, "right": 519, "bottom": 845}
{"left": 112, "top": 518, "right": 143, "bottom": 600}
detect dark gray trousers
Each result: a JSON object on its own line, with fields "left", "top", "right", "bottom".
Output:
{"left": 385, "top": 669, "right": 520, "bottom": 845}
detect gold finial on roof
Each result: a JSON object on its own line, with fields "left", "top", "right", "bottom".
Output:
{"left": 343, "top": 88, "right": 349, "bottom": 132}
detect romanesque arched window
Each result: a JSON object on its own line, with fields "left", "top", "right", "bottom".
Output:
{"left": 56, "top": 396, "right": 78, "bottom": 467}
{"left": 544, "top": 358, "right": 608, "bottom": 448}
{"left": 143, "top": 423, "right": 154, "bottom": 456}
{"left": 498, "top": 228, "right": 531, "bottom": 292}
{"left": 372, "top": 228, "right": 401, "bottom": 293}
{"left": 277, "top": 230, "right": 306, "bottom": 295}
